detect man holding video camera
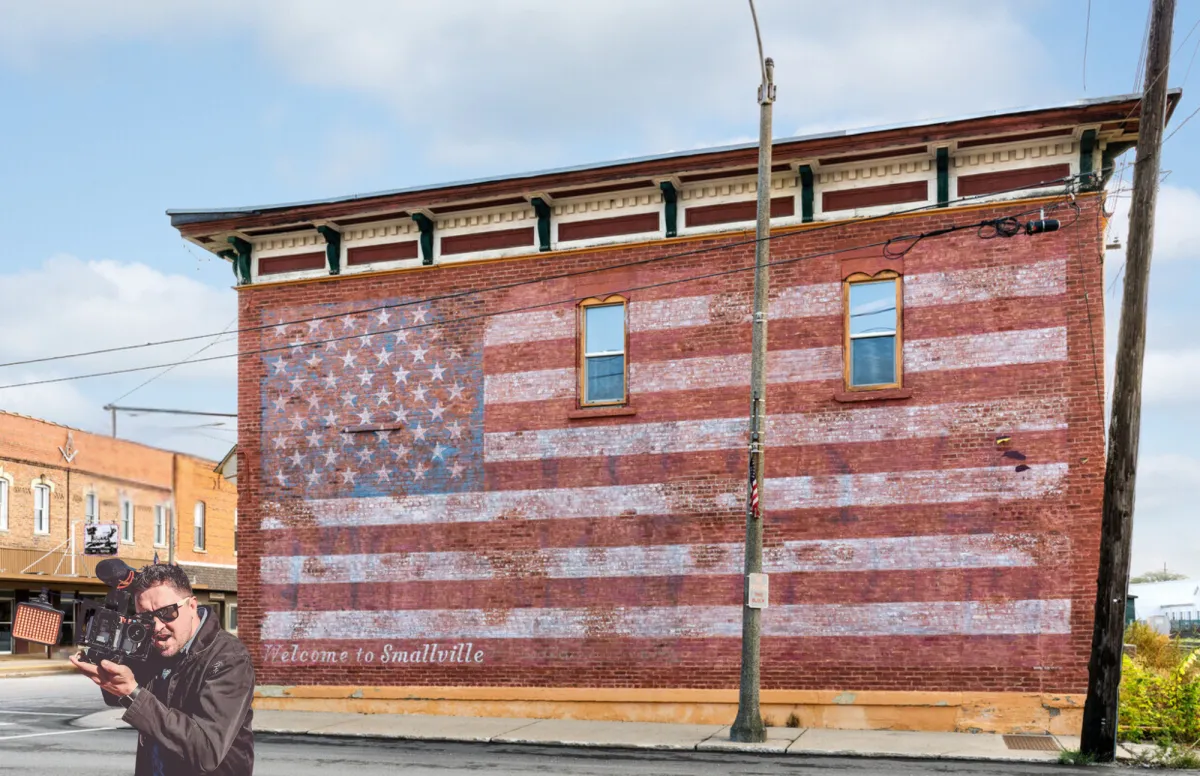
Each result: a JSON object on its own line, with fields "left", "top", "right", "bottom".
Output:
{"left": 70, "top": 563, "right": 255, "bottom": 776}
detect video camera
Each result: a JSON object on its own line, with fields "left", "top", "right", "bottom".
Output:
{"left": 77, "top": 559, "right": 154, "bottom": 665}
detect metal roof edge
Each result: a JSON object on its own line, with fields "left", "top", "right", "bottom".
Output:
{"left": 167, "top": 90, "right": 1179, "bottom": 225}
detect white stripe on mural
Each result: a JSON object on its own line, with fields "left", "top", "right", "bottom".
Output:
{"left": 261, "top": 464, "right": 1067, "bottom": 530}
{"left": 262, "top": 599, "right": 1071, "bottom": 641}
{"left": 260, "top": 532, "right": 1052, "bottom": 586}
{"left": 483, "top": 327, "right": 1068, "bottom": 405}
{"left": 904, "top": 259, "right": 1065, "bottom": 308}
{"left": 482, "top": 261, "right": 1066, "bottom": 348}
{"left": 905, "top": 327, "right": 1066, "bottom": 373}
{"left": 757, "top": 463, "right": 1069, "bottom": 511}
{"left": 484, "top": 397, "right": 1066, "bottom": 462}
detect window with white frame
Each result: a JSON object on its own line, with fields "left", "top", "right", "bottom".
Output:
{"left": 33, "top": 484, "right": 51, "bottom": 534}
{"left": 227, "top": 604, "right": 238, "bottom": 632}
{"left": 154, "top": 505, "right": 168, "bottom": 547}
{"left": 85, "top": 492, "right": 98, "bottom": 524}
{"left": 0, "top": 478, "right": 9, "bottom": 532}
{"left": 120, "top": 498, "right": 134, "bottom": 543}
{"left": 194, "top": 501, "right": 206, "bottom": 551}
{"left": 578, "top": 295, "right": 628, "bottom": 406}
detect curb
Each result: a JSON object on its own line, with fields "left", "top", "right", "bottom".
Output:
{"left": 250, "top": 728, "right": 1065, "bottom": 764}
{"left": 0, "top": 667, "right": 75, "bottom": 680}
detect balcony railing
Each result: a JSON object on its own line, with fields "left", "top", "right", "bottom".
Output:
{"left": 0, "top": 547, "right": 154, "bottom": 581}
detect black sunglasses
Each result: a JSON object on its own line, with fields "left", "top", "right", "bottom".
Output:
{"left": 143, "top": 596, "right": 194, "bottom": 624}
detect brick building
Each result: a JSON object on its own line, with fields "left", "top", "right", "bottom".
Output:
{"left": 167, "top": 93, "right": 1176, "bottom": 733}
{"left": 0, "top": 412, "right": 239, "bottom": 656}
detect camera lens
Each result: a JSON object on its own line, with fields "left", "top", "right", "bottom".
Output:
{"left": 126, "top": 622, "right": 147, "bottom": 643}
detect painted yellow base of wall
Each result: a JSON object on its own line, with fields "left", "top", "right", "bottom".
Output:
{"left": 254, "top": 685, "right": 1084, "bottom": 736}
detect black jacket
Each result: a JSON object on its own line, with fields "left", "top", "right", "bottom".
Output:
{"left": 105, "top": 611, "right": 255, "bottom": 775}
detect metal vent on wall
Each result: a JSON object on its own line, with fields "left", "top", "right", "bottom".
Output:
{"left": 1002, "top": 734, "right": 1062, "bottom": 751}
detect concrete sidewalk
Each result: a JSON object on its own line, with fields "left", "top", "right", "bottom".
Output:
{"left": 0, "top": 658, "right": 74, "bottom": 679}
{"left": 71, "top": 706, "right": 1119, "bottom": 763}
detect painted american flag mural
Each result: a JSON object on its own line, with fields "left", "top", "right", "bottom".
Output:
{"left": 255, "top": 251, "right": 1082, "bottom": 688}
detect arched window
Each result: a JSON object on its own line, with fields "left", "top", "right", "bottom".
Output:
{"left": 578, "top": 295, "right": 628, "bottom": 406}
{"left": 844, "top": 270, "right": 903, "bottom": 390}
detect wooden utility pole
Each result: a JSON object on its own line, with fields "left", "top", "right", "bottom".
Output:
{"left": 1080, "top": 0, "right": 1175, "bottom": 761}
{"left": 730, "top": 0, "right": 774, "bottom": 745}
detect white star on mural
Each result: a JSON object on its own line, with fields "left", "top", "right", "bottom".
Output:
{"left": 357, "top": 369, "right": 373, "bottom": 386}
{"left": 358, "top": 333, "right": 374, "bottom": 349}
{"left": 307, "top": 318, "right": 324, "bottom": 333}
{"left": 429, "top": 402, "right": 446, "bottom": 422}
{"left": 411, "top": 384, "right": 428, "bottom": 404}
{"left": 275, "top": 471, "right": 289, "bottom": 487}
{"left": 375, "top": 349, "right": 391, "bottom": 366}
{"left": 270, "top": 357, "right": 287, "bottom": 375}
{"left": 448, "top": 461, "right": 465, "bottom": 478}
{"left": 412, "top": 308, "right": 428, "bottom": 324}
{"left": 357, "top": 408, "right": 372, "bottom": 425}
{"left": 306, "top": 470, "right": 321, "bottom": 487}
{"left": 375, "top": 429, "right": 392, "bottom": 444}
{"left": 431, "top": 443, "right": 448, "bottom": 461}
{"left": 289, "top": 375, "right": 305, "bottom": 392}
{"left": 393, "top": 365, "right": 410, "bottom": 384}
{"left": 411, "top": 344, "right": 429, "bottom": 363}
{"left": 340, "top": 351, "right": 357, "bottom": 369}
{"left": 271, "top": 434, "right": 288, "bottom": 450}
{"left": 390, "top": 446, "right": 408, "bottom": 462}
{"left": 394, "top": 329, "right": 409, "bottom": 345}
{"left": 341, "top": 469, "right": 357, "bottom": 485}
{"left": 411, "top": 461, "right": 429, "bottom": 480}
{"left": 272, "top": 395, "right": 288, "bottom": 413}
{"left": 429, "top": 362, "right": 446, "bottom": 381}
{"left": 375, "top": 388, "right": 391, "bottom": 406}
{"left": 412, "top": 423, "right": 429, "bottom": 442}
{"left": 288, "top": 450, "right": 305, "bottom": 468}
{"left": 340, "top": 315, "right": 357, "bottom": 331}
{"left": 355, "top": 448, "right": 373, "bottom": 466}
{"left": 305, "top": 429, "right": 322, "bottom": 448}
{"left": 448, "top": 383, "right": 465, "bottom": 401}
{"left": 375, "top": 466, "right": 390, "bottom": 483}
{"left": 446, "top": 421, "right": 463, "bottom": 439}
{"left": 377, "top": 309, "right": 391, "bottom": 326}
{"left": 323, "top": 449, "right": 339, "bottom": 466}
{"left": 323, "top": 373, "right": 339, "bottom": 389}
{"left": 289, "top": 414, "right": 306, "bottom": 431}
{"left": 341, "top": 391, "right": 357, "bottom": 407}
{"left": 306, "top": 394, "right": 320, "bottom": 410}
{"left": 323, "top": 410, "right": 338, "bottom": 427}
{"left": 305, "top": 353, "right": 322, "bottom": 369}
{"left": 391, "top": 407, "right": 409, "bottom": 424}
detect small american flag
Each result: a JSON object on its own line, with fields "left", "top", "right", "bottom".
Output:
{"left": 749, "top": 453, "right": 760, "bottom": 520}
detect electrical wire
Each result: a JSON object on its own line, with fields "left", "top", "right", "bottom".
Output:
{"left": 0, "top": 172, "right": 1097, "bottom": 373}
{"left": 0, "top": 199, "right": 1080, "bottom": 392}
{"left": 1083, "top": 0, "right": 1092, "bottom": 91}
{"left": 107, "top": 317, "right": 238, "bottom": 405}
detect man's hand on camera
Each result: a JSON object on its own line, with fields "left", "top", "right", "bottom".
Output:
{"left": 69, "top": 653, "right": 138, "bottom": 697}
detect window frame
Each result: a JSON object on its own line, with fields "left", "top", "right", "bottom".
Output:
{"left": 194, "top": 501, "right": 206, "bottom": 552}
{"left": 227, "top": 604, "right": 238, "bottom": 632}
{"left": 154, "top": 505, "right": 168, "bottom": 548}
{"left": 33, "top": 484, "right": 51, "bottom": 535}
{"left": 0, "top": 477, "right": 9, "bottom": 532}
{"left": 84, "top": 492, "right": 98, "bottom": 525}
{"left": 120, "top": 498, "right": 134, "bottom": 544}
{"left": 843, "top": 270, "right": 904, "bottom": 392}
{"left": 577, "top": 294, "right": 629, "bottom": 407}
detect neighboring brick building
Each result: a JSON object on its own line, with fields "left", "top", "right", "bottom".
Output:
{"left": 168, "top": 93, "right": 1176, "bottom": 733}
{"left": 0, "top": 412, "right": 239, "bottom": 656}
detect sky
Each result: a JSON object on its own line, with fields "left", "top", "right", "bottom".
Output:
{"left": 0, "top": 0, "right": 1197, "bottom": 579}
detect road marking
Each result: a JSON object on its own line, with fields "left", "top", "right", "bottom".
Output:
{"left": 0, "top": 727, "right": 120, "bottom": 741}
{"left": 0, "top": 711, "right": 78, "bottom": 717}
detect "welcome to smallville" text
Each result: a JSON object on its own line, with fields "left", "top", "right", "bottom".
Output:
{"left": 264, "top": 642, "right": 484, "bottom": 665}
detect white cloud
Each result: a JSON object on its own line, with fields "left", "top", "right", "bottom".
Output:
{"left": 1133, "top": 454, "right": 1200, "bottom": 578}
{"left": 1105, "top": 183, "right": 1200, "bottom": 265}
{"left": 0, "top": 255, "right": 237, "bottom": 456}
{"left": 0, "top": 1, "right": 1048, "bottom": 169}
{"left": 1142, "top": 350, "right": 1200, "bottom": 405}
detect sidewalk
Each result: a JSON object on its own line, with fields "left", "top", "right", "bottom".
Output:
{"left": 72, "top": 706, "right": 1132, "bottom": 763}
{"left": 0, "top": 658, "right": 74, "bottom": 679}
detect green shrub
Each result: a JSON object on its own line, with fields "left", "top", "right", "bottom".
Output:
{"left": 1120, "top": 624, "right": 1200, "bottom": 744}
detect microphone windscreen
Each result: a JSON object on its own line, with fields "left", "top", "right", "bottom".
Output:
{"left": 95, "top": 558, "right": 137, "bottom": 588}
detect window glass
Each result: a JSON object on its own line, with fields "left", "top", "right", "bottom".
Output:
{"left": 583, "top": 302, "right": 626, "bottom": 404}
{"left": 0, "top": 480, "right": 7, "bottom": 531}
{"left": 154, "top": 506, "right": 166, "bottom": 547}
{"left": 848, "top": 278, "right": 898, "bottom": 388}
{"left": 121, "top": 500, "right": 134, "bottom": 542}
{"left": 584, "top": 304, "right": 625, "bottom": 354}
{"left": 194, "top": 501, "right": 206, "bottom": 550}
{"left": 85, "top": 493, "right": 97, "bottom": 524}
{"left": 34, "top": 485, "right": 50, "bottom": 534}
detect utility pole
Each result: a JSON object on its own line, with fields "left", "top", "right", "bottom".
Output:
{"left": 1080, "top": 0, "right": 1175, "bottom": 761}
{"left": 731, "top": 0, "right": 774, "bottom": 745}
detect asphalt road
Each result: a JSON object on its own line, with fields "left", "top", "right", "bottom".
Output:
{"left": 0, "top": 675, "right": 1123, "bottom": 775}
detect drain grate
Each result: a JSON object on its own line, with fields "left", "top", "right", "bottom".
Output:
{"left": 1003, "top": 734, "right": 1062, "bottom": 751}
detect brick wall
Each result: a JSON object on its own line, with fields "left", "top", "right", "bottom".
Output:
{"left": 173, "top": 455, "right": 237, "bottom": 567}
{"left": 234, "top": 196, "right": 1106, "bottom": 695}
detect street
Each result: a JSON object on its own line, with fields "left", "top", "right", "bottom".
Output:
{"left": 0, "top": 675, "right": 1128, "bottom": 775}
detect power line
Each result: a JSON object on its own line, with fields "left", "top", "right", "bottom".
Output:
{"left": 0, "top": 199, "right": 1080, "bottom": 392}
{"left": 0, "top": 172, "right": 1097, "bottom": 373}
{"left": 1084, "top": 0, "right": 1092, "bottom": 91}
{"left": 108, "top": 317, "right": 238, "bottom": 405}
